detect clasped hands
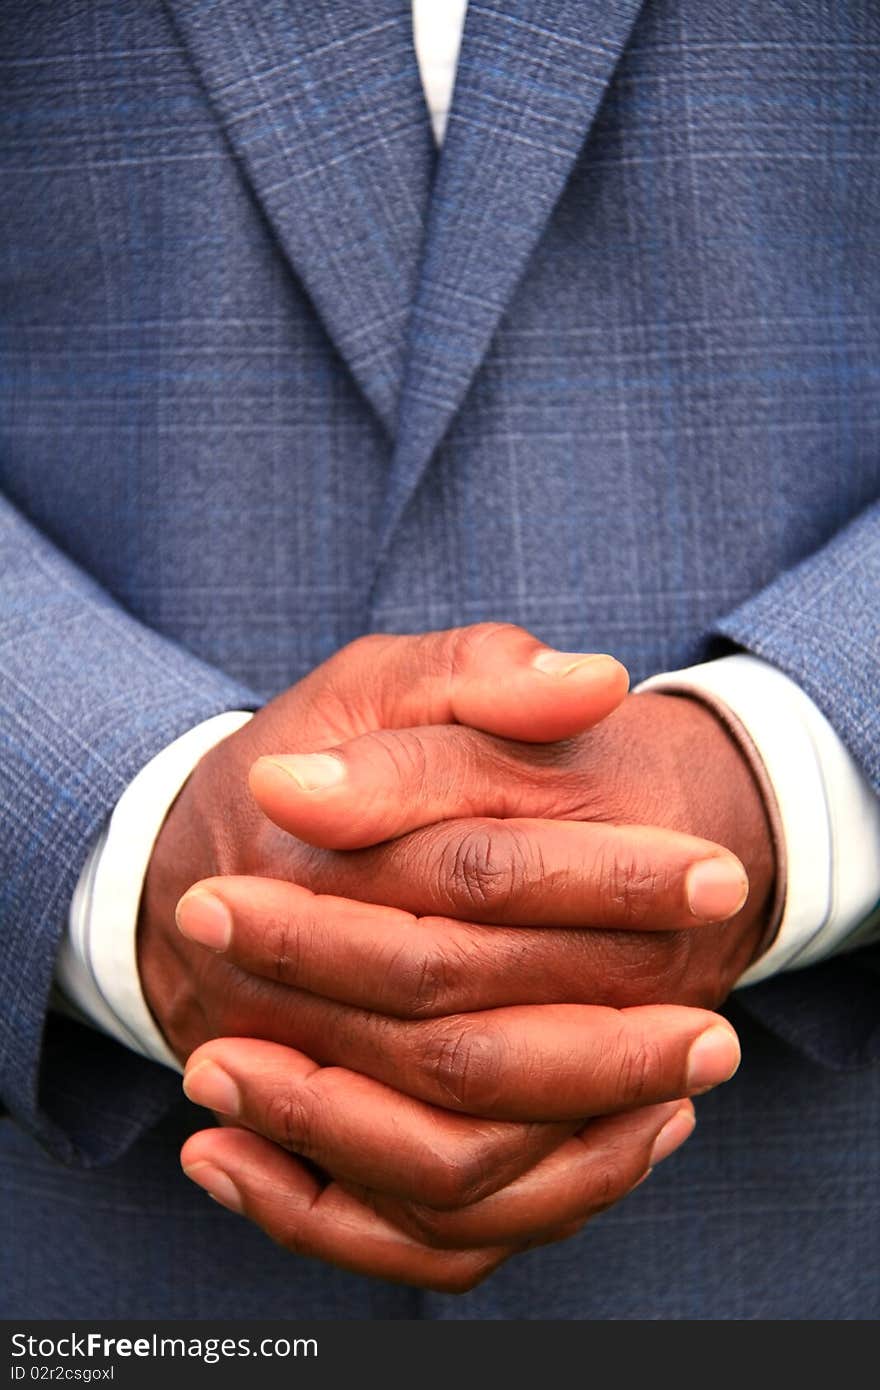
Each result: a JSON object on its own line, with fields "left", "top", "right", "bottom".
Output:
{"left": 137, "top": 624, "right": 775, "bottom": 1291}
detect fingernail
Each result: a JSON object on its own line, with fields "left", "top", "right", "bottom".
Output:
{"left": 650, "top": 1107, "right": 696, "bottom": 1165}
{"left": 183, "top": 1162, "right": 243, "bottom": 1214}
{"left": 532, "top": 650, "right": 618, "bottom": 678}
{"left": 686, "top": 858, "right": 748, "bottom": 921}
{"left": 183, "top": 1060, "right": 241, "bottom": 1116}
{"left": 687, "top": 1025, "right": 741, "bottom": 1091}
{"left": 176, "top": 890, "right": 233, "bottom": 951}
{"left": 266, "top": 753, "right": 346, "bottom": 792}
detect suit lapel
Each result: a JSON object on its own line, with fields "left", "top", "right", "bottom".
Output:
{"left": 378, "top": 0, "right": 647, "bottom": 555}
{"left": 164, "top": 0, "right": 434, "bottom": 436}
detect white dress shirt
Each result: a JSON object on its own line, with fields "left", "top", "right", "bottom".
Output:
{"left": 56, "top": 0, "right": 880, "bottom": 1068}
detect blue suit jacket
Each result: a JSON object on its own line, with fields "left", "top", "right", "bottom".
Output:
{"left": 2, "top": 0, "right": 879, "bottom": 1318}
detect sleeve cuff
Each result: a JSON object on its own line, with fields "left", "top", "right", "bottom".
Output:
{"left": 57, "top": 710, "right": 254, "bottom": 1071}
{"left": 637, "top": 655, "right": 880, "bottom": 987}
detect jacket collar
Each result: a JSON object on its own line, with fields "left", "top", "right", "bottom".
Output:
{"left": 165, "top": 0, "right": 648, "bottom": 551}
{"left": 164, "top": 0, "right": 435, "bottom": 437}
{"left": 378, "top": 0, "right": 647, "bottom": 558}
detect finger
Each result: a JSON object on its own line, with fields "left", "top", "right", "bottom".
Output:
{"left": 180, "top": 1127, "right": 511, "bottom": 1294}
{"left": 182, "top": 1037, "right": 575, "bottom": 1208}
{"left": 250, "top": 724, "right": 514, "bottom": 850}
{"left": 299, "top": 1002, "right": 737, "bottom": 1121}
{"left": 361, "top": 1101, "right": 696, "bottom": 1249}
{"left": 256, "top": 622, "right": 629, "bottom": 750}
{"left": 176, "top": 876, "right": 730, "bottom": 1019}
{"left": 211, "top": 818, "right": 748, "bottom": 931}
{"left": 331, "top": 818, "right": 748, "bottom": 927}
{"left": 186, "top": 974, "right": 740, "bottom": 1121}
{"left": 249, "top": 723, "right": 567, "bottom": 849}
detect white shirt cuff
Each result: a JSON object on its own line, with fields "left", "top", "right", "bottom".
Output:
{"left": 637, "top": 655, "right": 880, "bottom": 986}
{"left": 56, "top": 711, "right": 254, "bottom": 1071}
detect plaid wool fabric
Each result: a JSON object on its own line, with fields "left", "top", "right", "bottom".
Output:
{"left": 1, "top": 0, "right": 879, "bottom": 1317}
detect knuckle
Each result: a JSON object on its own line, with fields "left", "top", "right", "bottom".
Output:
{"left": 595, "top": 844, "right": 673, "bottom": 929}
{"left": 393, "top": 1201, "right": 457, "bottom": 1244}
{"left": 383, "top": 940, "right": 459, "bottom": 1019}
{"left": 269, "top": 907, "right": 304, "bottom": 985}
{"left": 418, "top": 1145, "right": 494, "bottom": 1211}
{"left": 419, "top": 1017, "right": 505, "bottom": 1113}
{"left": 262, "top": 1088, "right": 315, "bottom": 1158}
{"left": 442, "top": 622, "right": 523, "bottom": 678}
{"left": 411, "top": 949, "right": 456, "bottom": 1018}
{"left": 363, "top": 727, "right": 430, "bottom": 788}
{"left": 437, "top": 821, "right": 538, "bottom": 917}
{"left": 614, "top": 1033, "right": 666, "bottom": 1105}
{"left": 585, "top": 1157, "right": 628, "bottom": 1214}
{"left": 321, "top": 634, "right": 398, "bottom": 730}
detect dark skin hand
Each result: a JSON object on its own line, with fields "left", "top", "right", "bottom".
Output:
{"left": 139, "top": 624, "right": 768, "bottom": 1289}
{"left": 236, "top": 686, "right": 776, "bottom": 1012}
{"left": 179, "top": 1084, "right": 699, "bottom": 1292}
{"left": 140, "top": 626, "right": 755, "bottom": 1056}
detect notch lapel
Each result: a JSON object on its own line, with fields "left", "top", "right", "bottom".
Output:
{"left": 378, "top": 0, "right": 647, "bottom": 554}
{"left": 164, "top": 0, "right": 435, "bottom": 435}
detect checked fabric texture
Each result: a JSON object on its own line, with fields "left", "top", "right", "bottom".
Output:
{"left": 1, "top": 0, "right": 879, "bottom": 1318}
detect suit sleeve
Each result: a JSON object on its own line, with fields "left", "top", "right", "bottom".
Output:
{"left": 0, "top": 494, "right": 258, "bottom": 1167}
{"left": 713, "top": 500, "right": 880, "bottom": 1070}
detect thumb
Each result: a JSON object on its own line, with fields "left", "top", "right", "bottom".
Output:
{"left": 295, "top": 622, "right": 629, "bottom": 744}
